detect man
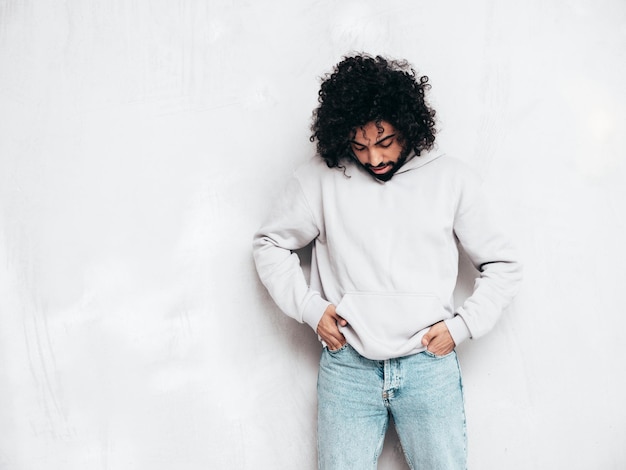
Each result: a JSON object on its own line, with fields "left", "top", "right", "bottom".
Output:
{"left": 252, "top": 54, "right": 522, "bottom": 469}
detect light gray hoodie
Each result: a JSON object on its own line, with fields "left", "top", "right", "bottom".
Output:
{"left": 253, "top": 152, "right": 522, "bottom": 360}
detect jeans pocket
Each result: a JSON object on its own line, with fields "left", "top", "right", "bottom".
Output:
{"left": 327, "top": 343, "right": 349, "bottom": 355}
{"left": 423, "top": 349, "right": 455, "bottom": 359}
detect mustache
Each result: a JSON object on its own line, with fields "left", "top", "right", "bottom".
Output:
{"left": 365, "top": 162, "right": 393, "bottom": 169}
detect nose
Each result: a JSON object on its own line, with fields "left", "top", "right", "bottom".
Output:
{"left": 368, "top": 148, "right": 384, "bottom": 166}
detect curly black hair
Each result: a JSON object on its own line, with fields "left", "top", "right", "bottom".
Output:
{"left": 310, "top": 54, "right": 437, "bottom": 168}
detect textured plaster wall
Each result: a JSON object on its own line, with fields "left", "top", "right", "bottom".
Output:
{"left": 1, "top": 1, "right": 625, "bottom": 469}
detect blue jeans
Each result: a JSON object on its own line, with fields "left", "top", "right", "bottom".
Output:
{"left": 317, "top": 344, "right": 467, "bottom": 470}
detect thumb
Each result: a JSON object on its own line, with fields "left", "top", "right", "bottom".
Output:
{"left": 421, "top": 331, "right": 431, "bottom": 347}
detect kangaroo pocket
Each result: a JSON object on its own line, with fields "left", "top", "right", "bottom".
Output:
{"left": 335, "top": 292, "right": 447, "bottom": 360}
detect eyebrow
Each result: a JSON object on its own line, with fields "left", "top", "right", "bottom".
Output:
{"left": 350, "top": 133, "right": 397, "bottom": 147}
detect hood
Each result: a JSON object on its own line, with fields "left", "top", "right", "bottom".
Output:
{"left": 395, "top": 149, "right": 445, "bottom": 174}
{"left": 347, "top": 148, "right": 446, "bottom": 183}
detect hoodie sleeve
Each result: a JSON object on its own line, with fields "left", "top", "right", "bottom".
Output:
{"left": 252, "top": 175, "right": 331, "bottom": 331}
{"left": 446, "top": 167, "right": 523, "bottom": 345}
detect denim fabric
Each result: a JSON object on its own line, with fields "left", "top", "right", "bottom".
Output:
{"left": 317, "top": 344, "right": 466, "bottom": 470}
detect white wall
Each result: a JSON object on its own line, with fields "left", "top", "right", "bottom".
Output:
{"left": 1, "top": 1, "right": 625, "bottom": 469}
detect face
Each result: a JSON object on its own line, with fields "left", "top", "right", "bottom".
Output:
{"left": 349, "top": 121, "right": 406, "bottom": 181}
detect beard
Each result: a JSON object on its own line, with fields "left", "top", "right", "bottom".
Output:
{"left": 364, "top": 152, "right": 409, "bottom": 182}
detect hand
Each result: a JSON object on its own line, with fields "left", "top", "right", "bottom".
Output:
{"left": 421, "top": 321, "right": 455, "bottom": 356}
{"left": 316, "top": 304, "right": 348, "bottom": 351}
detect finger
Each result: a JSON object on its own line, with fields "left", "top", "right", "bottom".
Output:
{"left": 319, "top": 324, "right": 345, "bottom": 348}
{"left": 428, "top": 335, "right": 454, "bottom": 355}
{"left": 421, "top": 330, "right": 432, "bottom": 346}
{"left": 327, "top": 333, "right": 345, "bottom": 350}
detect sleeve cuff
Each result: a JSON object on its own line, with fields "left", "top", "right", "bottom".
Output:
{"left": 302, "top": 294, "right": 331, "bottom": 331}
{"left": 445, "top": 314, "right": 472, "bottom": 346}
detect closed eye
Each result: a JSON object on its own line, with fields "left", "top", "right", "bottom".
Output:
{"left": 350, "top": 133, "right": 396, "bottom": 151}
